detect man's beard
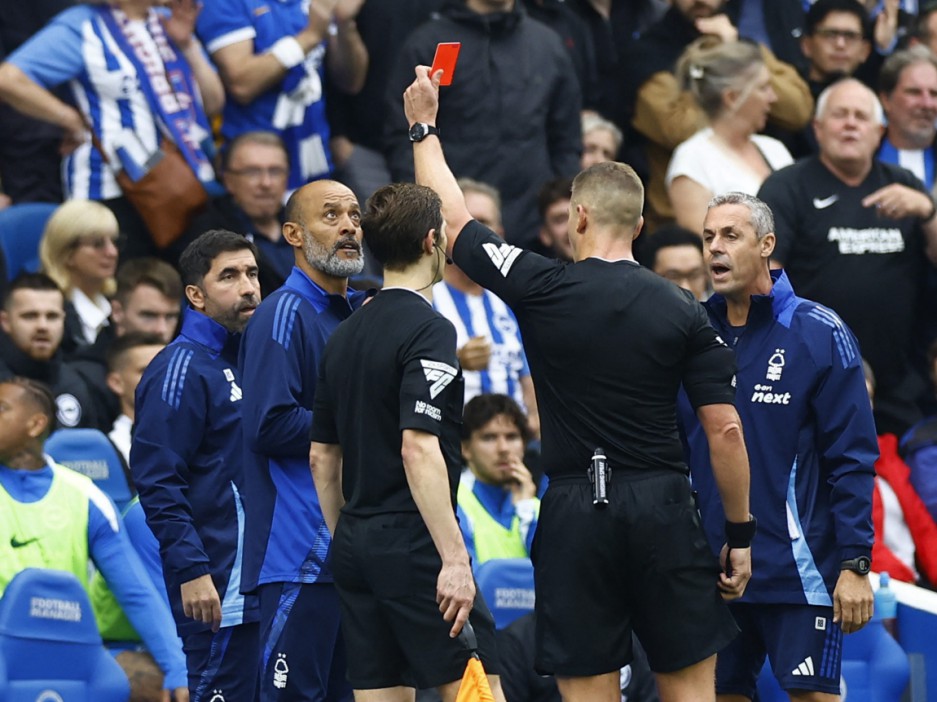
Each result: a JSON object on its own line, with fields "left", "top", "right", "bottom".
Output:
{"left": 303, "top": 234, "right": 365, "bottom": 278}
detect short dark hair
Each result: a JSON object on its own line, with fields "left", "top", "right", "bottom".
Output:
{"left": 221, "top": 131, "right": 288, "bottom": 173}
{"left": 362, "top": 183, "right": 443, "bottom": 271}
{"left": 638, "top": 225, "right": 704, "bottom": 269}
{"left": 115, "top": 258, "right": 183, "bottom": 305}
{"left": 3, "top": 272, "right": 63, "bottom": 309}
{"left": 2, "top": 376, "right": 57, "bottom": 437}
{"left": 105, "top": 331, "right": 165, "bottom": 373}
{"left": 461, "top": 393, "right": 530, "bottom": 444}
{"left": 178, "top": 229, "right": 258, "bottom": 287}
{"left": 805, "top": 0, "right": 871, "bottom": 39}
{"left": 537, "top": 178, "right": 573, "bottom": 221}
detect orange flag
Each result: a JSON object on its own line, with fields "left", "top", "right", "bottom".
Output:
{"left": 455, "top": 655, "right": 495, "bottom": 702}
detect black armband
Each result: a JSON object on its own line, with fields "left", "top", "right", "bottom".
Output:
{"left": 725, "top": 515, "right": 757, "bottom": 549}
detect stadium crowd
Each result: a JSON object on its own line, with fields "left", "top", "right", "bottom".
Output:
{"left": 1, "top": 0, "right": 937, "bottom": 701}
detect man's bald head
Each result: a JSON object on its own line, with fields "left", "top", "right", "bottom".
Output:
{"left": 282, "top": 179, "right": 365, "bottom": 280}
{"left": 285, "top": 180, "right": 357, "bottom": 225}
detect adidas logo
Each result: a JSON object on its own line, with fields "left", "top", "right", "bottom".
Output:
{"left": 230, "top": 381, "right": 243, "bottom": 402}
{"left": 420, "top": 359, "right": 457, "bottom": 399}
{"left": 791, "top": 656, "right": 815, "bottom": 677}
{"left": 483, "top": 242, "right": 522, "bottom": 277}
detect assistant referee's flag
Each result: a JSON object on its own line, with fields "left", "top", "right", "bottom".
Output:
{"left": 456, "top": 655, "right": 495, "bottom": 702}
{"left": 455, "top": 621, "right": 495, "bottom": 702}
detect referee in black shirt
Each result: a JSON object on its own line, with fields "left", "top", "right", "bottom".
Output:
{"left": 309, "top": 183, "right": 504, "bottom": 700}
{"left": 404, "top": 66, "right": 756, "bottom": 702}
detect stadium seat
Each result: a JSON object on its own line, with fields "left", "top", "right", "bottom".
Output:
{"left": 841, "top": 617, "right": 910, "bottom": 701}
{"left": 0, "top": 203, "right": 57, "bottom": 281}
{"left": 0, "top": 568, "right": 130, "bottom": 701}
{"left": 474, "top": 558, "right": 535, "bottom": 629}
{"left": 45, "top": 429, "right": 134, "bottom": 511}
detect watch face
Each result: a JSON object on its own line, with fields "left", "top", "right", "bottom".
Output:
{"left": 858, "top": 557, "right": 871, "bottom": 574}
{"left": 409, "top": 123, "right": 427, "bottom": 142}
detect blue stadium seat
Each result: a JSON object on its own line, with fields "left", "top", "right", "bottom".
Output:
{"left": 474, "top": 558, "right": 535, "bottom": 629}
{"left": 841, "top": 617, "right": 910, "bottom": 701}
{"left": 45, "top": 429, "right": 134, "bottom": 511}
{"left": 0, "top": 568, "right": 130, "bottom": 701}
{"left": 0, "top": 203, "right": 57, "bottom": 281}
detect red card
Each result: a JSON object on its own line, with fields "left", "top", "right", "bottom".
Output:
{"left": 431, "top": 42, "right": 461, "bottom": 86}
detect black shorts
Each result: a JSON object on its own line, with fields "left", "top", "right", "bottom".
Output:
{"left": 331, "top": 511, "right": 500, "bottom": 690}
{"left": 532, "top": 471, "right": 738, "bottom": 676}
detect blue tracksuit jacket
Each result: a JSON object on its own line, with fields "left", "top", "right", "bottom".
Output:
{"left": 680, "top": 270, "right": 877, "bottom": 605}
{"left": 131, "top": 308, "right": 258, "bottom": 635}
{"left": 238, "top": 266, "right": 367, "bottom": 591}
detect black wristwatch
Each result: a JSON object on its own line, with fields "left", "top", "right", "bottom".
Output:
{"left": 840, "top": 556, "right": 871, "bottom": 575}
{"left": 409, "top": 122, "right": 440, "bottom": 143}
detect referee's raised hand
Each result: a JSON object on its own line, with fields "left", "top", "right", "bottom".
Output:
{"left": 437, "top": 559, "right": 475, "bottom": 638}
{"left": 404, "top": 65, "right": 441, "bottom": 126}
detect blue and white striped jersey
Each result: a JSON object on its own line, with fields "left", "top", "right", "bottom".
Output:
{"left": 197, "top": 0, "right": 333, "bottom": 188}
{"left": 432, "top": 281, "right": 530, "bottom": 410}
{"left": 9, "top": 5, "right": 214, "bottom": 200}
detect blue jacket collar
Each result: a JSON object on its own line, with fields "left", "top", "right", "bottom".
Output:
{"left": 284, "top": 266, "right": 368, "bottom": 313}
{"left": 705, "top": 269, "right": 799, "bottom": 331}
{"left": 179, "top": 308, "right": 239, "bottom": 358}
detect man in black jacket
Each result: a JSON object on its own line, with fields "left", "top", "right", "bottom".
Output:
{"left": 385, "top": 0, "right": 582, "bottom": 249}
{"left": 0, "top": 273, "right": 102, "bottom": 429}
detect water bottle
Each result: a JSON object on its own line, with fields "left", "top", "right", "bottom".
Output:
{"left": 875, "top": 572, "right": 898, "bottom": 638}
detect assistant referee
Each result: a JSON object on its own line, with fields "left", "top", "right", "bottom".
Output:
{"left": 405, "top": 66, "right": 756, "bottom": 702}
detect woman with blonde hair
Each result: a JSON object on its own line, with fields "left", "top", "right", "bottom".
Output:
{"left": 667, "top": 38, "right": 794, "bottom": 233}
{"left": 40, "top": 199, "right": 119, "bottom": 350}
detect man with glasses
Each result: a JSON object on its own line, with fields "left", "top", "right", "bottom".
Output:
{"left": 798, "top": 0, "right": 894, "bottom": 99}
{"left": 184, "top": 131, "right": 293, "bottom": 293}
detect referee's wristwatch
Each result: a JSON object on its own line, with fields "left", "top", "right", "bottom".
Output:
{"left": 409, "top": 122, "right": 440, "bottom": 143}
{"left": 840, "top": 556, "right": 871, "bottom": 575}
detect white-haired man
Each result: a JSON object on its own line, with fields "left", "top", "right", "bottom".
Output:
{"left": 758, "top": 77, "right": 937, "bottom": 437}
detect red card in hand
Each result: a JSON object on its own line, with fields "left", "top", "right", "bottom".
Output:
{"left": 431, "top": 42, "right": 461, "bottom": 86}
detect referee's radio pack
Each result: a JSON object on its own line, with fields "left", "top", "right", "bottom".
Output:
{"left": 589, "top": 448, "right": 610, "bottom": 508}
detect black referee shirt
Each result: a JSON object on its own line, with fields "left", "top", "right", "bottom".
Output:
{"left": 453, "top": 220, "right": 736, "bottom": 479}
{"left": 311, "top": 288, "right": 465, "bottom": 517}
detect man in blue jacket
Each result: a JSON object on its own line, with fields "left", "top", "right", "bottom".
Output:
{"left": 680, "top": 192, "right": 878, "bottom": 701}
{"left": 131, "top": 229, "right": 263, "bottom": 702}
{"left": 239, "top": 179, "right": 368, "bottom": 701}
